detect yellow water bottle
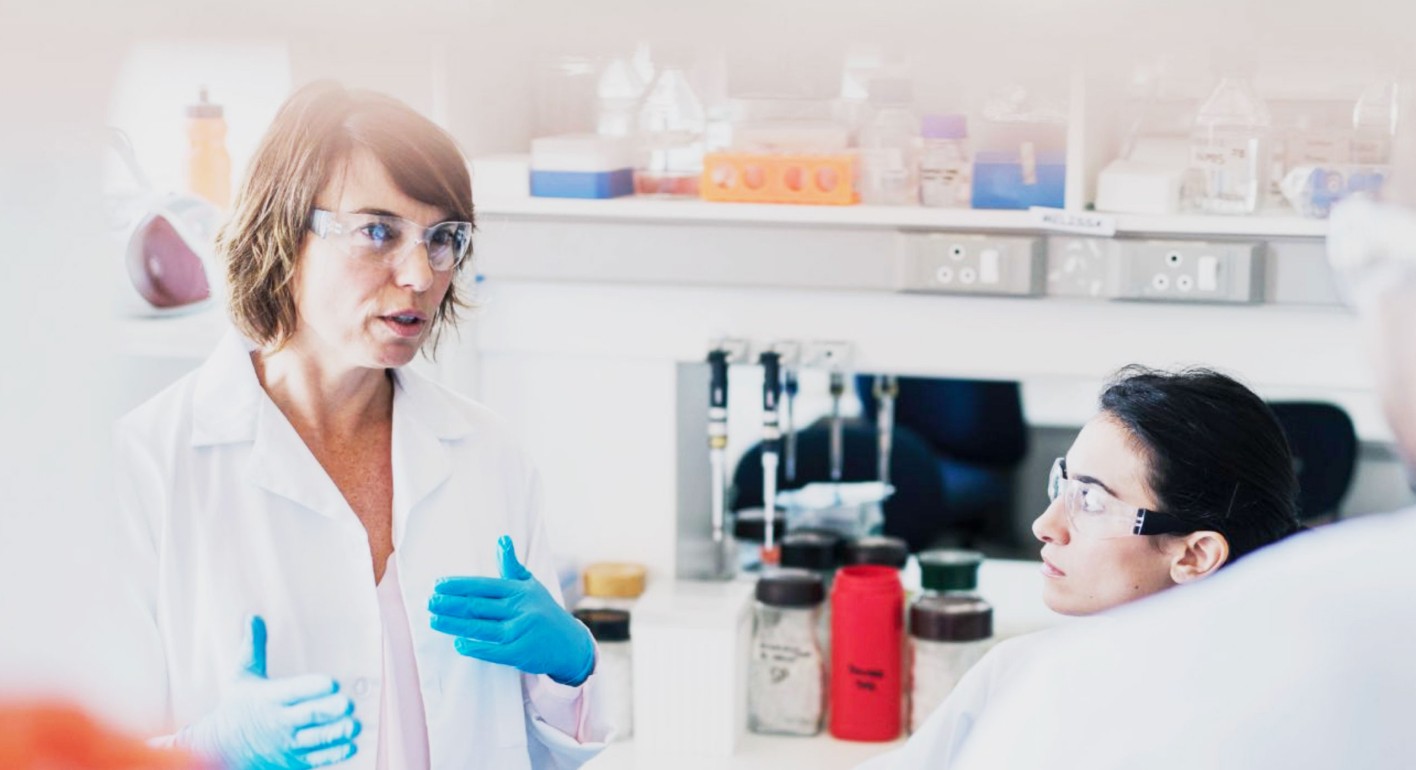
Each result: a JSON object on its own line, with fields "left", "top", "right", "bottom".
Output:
{"left": 185, "top": 86, "right": 230, "bottom": 208}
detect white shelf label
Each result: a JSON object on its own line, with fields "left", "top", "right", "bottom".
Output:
{"left": 1030, "top": 207, "right": 1118, "bottom": 237}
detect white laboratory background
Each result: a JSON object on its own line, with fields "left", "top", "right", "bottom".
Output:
{"left": 4, "top": 0, "right": 1416, "bottom": 766}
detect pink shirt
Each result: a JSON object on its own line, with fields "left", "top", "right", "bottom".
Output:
{"left": 376, "top": 556, "right": 431, "bottom": 770}
{"left": 374, "top": 554, "right": 593, "bottom": 770}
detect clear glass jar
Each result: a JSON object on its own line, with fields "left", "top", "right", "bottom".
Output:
{"left": 908, "top": 596, "right": 992, "bottom": 734}
{"left": 573, "top": 609, "right": 633, "bottom": 741}
{"left": 857, "top": 78, "right": 920, "bottom": 206}
{"left": 1189, "top": 75, "right": 1271, "bottom": 215}
{"left": 749, "top": 570, "right": 827, "bottom": 736}
{"left": 918, "top": 114, "right": 970, "bottom": 208}
{"left": 634, "top": 65, "right": 705, "bottom": 197}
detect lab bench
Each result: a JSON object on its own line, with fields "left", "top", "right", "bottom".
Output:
{"left": 583, "top": 559, "right": 1060, "bottom": 769}
{"left": 585, "top": 731, "right": 905, "bottom": 770}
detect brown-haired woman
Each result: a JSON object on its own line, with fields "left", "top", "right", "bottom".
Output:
{"left": 114, "top": 81, "right": 609, "bottom": 770}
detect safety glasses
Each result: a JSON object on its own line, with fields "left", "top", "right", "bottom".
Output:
{"left": 1046, "top": 457, "right": 1193, "bottom": 538}
{"left": 309, "top": 208, "right": 473, "bottom": 272}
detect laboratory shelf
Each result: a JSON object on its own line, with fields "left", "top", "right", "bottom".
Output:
{"left": 476, "top": 196, "right": 1329, "bottom": 239}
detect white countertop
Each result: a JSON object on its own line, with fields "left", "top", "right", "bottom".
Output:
{"left": 584, "top": 558, "right": 1063, "bottom": 769}
{"left": 585, "top": 732, "right": 905, "bottom": 770}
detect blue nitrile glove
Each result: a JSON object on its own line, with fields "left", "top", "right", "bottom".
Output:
{"left": 429, "top": 535, "right": 596, "bottom": 686}
{"left": 175, "top": 616, "right": 361, "bottom": 770}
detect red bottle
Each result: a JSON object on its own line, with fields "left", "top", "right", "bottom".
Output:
{"left": 829, "top": 565, "right": 905, "bottom": 741}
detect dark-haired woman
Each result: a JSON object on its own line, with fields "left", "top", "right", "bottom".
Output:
{"left": 858, "top": 366, "right": 1301, "bottom": 769}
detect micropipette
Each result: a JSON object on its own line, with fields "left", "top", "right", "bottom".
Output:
{"left": 760, "top": 351, "right": 783, "bottom": 564}
{"left": 783, "top": 366, "right": 799, "bottom": 483}
{"left": 707, "top": 350, "right": 730, "bottom": 569}
{"left": 873, "top": 375, "right": 898, "bottom": 485}
{"left": 829, "top": 369, "right": 845, "bottom": 482}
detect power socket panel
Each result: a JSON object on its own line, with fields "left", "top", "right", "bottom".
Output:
{"left": 896, "top": 232, "right": 1045, "bottom": 297}
{"left": 800, "top": 340, "right": 853, "bottom": 370}
{"left": 1114, "top": 240, "right": 1264, "bottom": 304}
{"left": 1048, "top": 236, "right": 1119, "bottom": 298}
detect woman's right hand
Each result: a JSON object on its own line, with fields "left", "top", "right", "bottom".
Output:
{"left": 175, "top": 616, "right": 361, "bottom": 769}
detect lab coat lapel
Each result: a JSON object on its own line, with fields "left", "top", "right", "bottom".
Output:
{"left": 191, "top": 330, "right": 353, "bottom": 520}
{"left": 388, "top": 368, "right": 467, "bottom": 547}
{"left": 245, "top": 396, "right": 351, "bottom": 520}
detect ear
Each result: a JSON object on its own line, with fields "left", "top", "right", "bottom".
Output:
{"left": 1168, "top": 531, "right": 1229, "bottom": 583}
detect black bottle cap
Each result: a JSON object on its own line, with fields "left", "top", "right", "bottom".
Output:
{"left": 910, "top": 595, "right": 993, "bottom": 642}
{"left": 842, "top": 535, "right": 909, "bottom": 569}
{"left": 780, "top": 530, "right": 842, "bottom": 572}
{"left": 573, "top": 608, "right": 630, "bottom": 642}
{"left": 755, "top": 569, "right": 826, "bottom": 607}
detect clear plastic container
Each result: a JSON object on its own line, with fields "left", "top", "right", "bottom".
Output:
{"left": 574, "top": 609, "right": 634, "bottom": 741}
{"left": 918, "top": 114, "right": 970, "bottom": 208}
{"left": 857, "top": 79, "right": 920, "bottom": 206}
{"left": 908, "top": 596, "right": 992, "bottom": 734}
{"left": 1352, "top": 82, "right": 1399, "bottom": 165}
{"left": 750, "top": 570, "right": 827, "bottom": 736}
{"left": 1189, "top": 76, "right": 1271, "bottom": 215}
{"left": 596, "top": 57, "right": 646, "bottom": 138}
{"left": 185, "top": 87, "right": 230, "bottom": 209}
{"left": 634, "top": 66, "right": 705, "bottom": 197}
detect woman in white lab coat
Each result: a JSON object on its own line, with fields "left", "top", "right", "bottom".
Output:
{"left": 859, "top": 367, "right": 1303, "bottom": 769}
{"left": 115, "top": 82, "right": 608, "bottom": 770}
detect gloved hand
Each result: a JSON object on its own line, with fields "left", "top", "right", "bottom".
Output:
{"left": 175, "top": 616, "right": 360, "bottom": 770}
{"left": 429, "top": 535, "right": 596, "bottom": 686}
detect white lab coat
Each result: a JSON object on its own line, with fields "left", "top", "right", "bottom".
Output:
{"left": 113, "top": 331, "right": 609, "bottom": 770}
{"left": 854, "top": 632, "right": 1048, "bottom": 770}
{"left": 949, "top": 509, "right": 1416, "bottom": 770}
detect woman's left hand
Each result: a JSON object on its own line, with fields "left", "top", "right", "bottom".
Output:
{"left": 429, "top": 536, "right": 596, "bottom": 686}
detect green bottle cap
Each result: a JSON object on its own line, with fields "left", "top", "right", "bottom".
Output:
{"left": 918, "top": 549, "right": 983, "bottom": 592}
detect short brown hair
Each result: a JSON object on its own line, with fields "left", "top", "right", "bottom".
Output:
{"left": 218, "top": 80, "right": 474, "bottom": 351}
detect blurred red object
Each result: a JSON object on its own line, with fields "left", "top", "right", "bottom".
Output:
{"left": 0, "top": 701, "right": 204, "bottom": 769}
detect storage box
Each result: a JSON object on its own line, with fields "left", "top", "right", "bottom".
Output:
{"left": 972, "top": 149, "right": 1066, "bottom": 210}
{"left": 630, "top": 580, "right": 754, "bottom": 757}
{"left": 530, "top": 134, "right": 635, "bottom": 199}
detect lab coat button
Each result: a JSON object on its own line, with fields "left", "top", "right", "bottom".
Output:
{"left": 353, "top": 678, "right": 370, "bottom": 696}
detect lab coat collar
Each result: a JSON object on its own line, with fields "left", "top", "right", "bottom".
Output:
{"left": 190, "top": 330, "right": 475, "bottom": 525}
{"left": 191, "top": 330, "right": 475, "bottom": 446}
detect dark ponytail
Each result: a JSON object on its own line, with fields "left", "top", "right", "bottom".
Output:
{"left": 1100, "top": 366, "right": 1301, "bottom": 562}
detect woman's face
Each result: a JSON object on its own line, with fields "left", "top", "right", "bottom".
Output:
{"left": 1032, "top": 415, "right": 1178, "bottom": 615}
{"left": 291, "top": 147, "right": 456, "bottom": 371}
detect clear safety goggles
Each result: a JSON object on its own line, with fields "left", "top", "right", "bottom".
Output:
{"left": 1328, "top": 197, "right": 1416, "bottom": 306}
{"left": 1046, "top": 457, "right": 1193, "bottom": 539}
{"left": 309, "top": 208, "right": 473, "bottom": 272}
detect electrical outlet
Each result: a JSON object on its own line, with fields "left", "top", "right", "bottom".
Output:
{"left": 1048, "top": 236, "right": 1118, "bottom": 298}
{"left": 896, "top": 232, "right": 1045, "bottom": 296}
{"left": 1114, "top": 240, "right": 1264, "bottom": 304}
{"left": 708, "top": 338, "right": 752, "bottom": 364}
{"left": 800, "top": 340, "right": 853, "bottom": 370}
